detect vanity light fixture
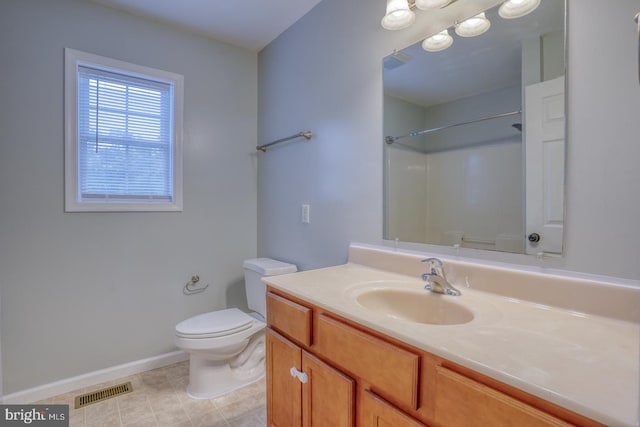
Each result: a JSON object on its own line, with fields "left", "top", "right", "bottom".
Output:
{"left": 422, "top": 29, "right": 454, "bottom": 52}
{"left": 455, "top": 12, "right": 491, "bottom": 37}
{"left": 381, "top": 0, "right": 415, "bottom": 30}
{"left": 498, "top": 0, "right": 541, "bottom": 19}
{"left": 415, "top": 0, "right": 451, "bottom": 10}
{"left": 381, "top": 0, "right": 535, "bottom": 53}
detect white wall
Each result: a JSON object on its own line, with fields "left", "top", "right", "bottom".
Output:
{"left": 258, "top": 0, "right": 640, "bottom": 280}
{"left": 385, "top": 146, "right": 428, "bottom": 243}
{"left": 0, "top": 0, "right": 258, "bottom": 394}
{"left": 425, "top": 142, "right": 523, "bottom": 251}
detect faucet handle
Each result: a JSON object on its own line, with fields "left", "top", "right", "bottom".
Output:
{"left": 420, "top": 257, "right": 460, "bottom": 296}
{"left": 421, "top": 257, "right": 444, "bottom": 275}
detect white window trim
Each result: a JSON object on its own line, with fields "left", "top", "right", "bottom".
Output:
{"left": 64, "top": 48, "right": 184, "bottom": 212}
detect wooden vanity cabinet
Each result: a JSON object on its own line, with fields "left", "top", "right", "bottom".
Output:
{"left": 265, "top": 288, "right": 603, "bottom": 427}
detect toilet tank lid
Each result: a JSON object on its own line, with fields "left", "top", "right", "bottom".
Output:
{"left": 243, "top": 258, "right": 297, "bottom": 276}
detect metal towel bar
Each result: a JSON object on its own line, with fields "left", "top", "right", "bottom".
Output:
{"left": 462, "top": 236, "right": 496, "bottom": 245}
{"left": 257, "top": 131, "right": 313, "bottom": 152}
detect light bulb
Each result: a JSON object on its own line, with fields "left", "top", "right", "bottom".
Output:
{"left": 415, "top": 0, "right": 451, "bottom": 11}
{"left": 455, "top": 12, "right": 491, "bottom": 37}
{"left": 381, "top": 0, "right": 415, "bottom": 30}
{"left": 499, "top": 0, "right": 541, "bottom": 19}
{"left": 422, "top": 29, "right": 453, "bottom": 52}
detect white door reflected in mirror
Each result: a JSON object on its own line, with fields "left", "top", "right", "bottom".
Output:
{"left": 525, "top": 76, "right": 565, "bottom": 255}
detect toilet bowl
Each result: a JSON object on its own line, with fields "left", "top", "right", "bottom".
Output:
{"left": 174, "top": 258, "right": 297, "bottom": 399}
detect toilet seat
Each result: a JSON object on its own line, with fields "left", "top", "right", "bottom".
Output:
{"left": 176, "top": 308, "right": 254, "bottom": 339}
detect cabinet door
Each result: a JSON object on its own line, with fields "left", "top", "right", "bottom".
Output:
{"left": 302, "top": 351, "right": 355, "bottom": 427}
{"left": 267, "top": 328, "right": 302, "bottom": 427}
{"left": 361, "top": 390, "right": 427, "bottom": 427}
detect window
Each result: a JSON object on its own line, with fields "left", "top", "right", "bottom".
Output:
{"left": 65, "top": 48, "right": 183, "bottom": 211}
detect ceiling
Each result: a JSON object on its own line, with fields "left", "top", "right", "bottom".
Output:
{"left": 87, "top": 0, "right": 324, "bottom": 52}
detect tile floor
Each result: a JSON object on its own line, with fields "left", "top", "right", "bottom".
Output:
{"left": 35, "top": 361, "right": 266, "bottom": 427}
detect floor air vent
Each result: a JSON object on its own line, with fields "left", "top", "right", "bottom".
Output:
{"left": 74, "top": 381, "right": 133, "bottom": 409}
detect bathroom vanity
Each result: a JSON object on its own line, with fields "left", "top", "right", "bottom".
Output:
{"left": 263, "top": 244, "right": 640, "bottom": 427}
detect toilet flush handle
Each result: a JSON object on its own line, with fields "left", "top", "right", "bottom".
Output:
{"left": 290, "top": 367, "right": 308, "bottom": 384}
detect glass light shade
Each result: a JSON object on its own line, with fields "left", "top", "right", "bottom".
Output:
{"left": 498, "top": 0, "right": 541, "bottom": 19}
{"left": 415, "top": 0, "right": 451, "bottom": 11}
{"left": 422, "top": 29, "right": 454, "bottom": 52}
{"left": 381, "top": 0, "right": 415, "bottom": 30}
{"left": 455, "top": 12, "right": 491, "bottom": 37}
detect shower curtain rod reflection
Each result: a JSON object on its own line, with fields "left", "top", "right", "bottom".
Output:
{"left": 257, "top": 131, "right": 313, "bottom": 152}
{"left": 385, "top": 110, "right": 521, "bottom": 144}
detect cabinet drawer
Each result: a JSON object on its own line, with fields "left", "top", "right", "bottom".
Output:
{"left": 266, "top": 291, "right": 312, "bottom": 347}
{"left": 362, "top": 390, "right": 427, "bottom": 427}
{"left": 314, "top": 314, "right": 420, "bottom": 409}
{"left": 435, "top": 366, "right": 573, "bottom": 427}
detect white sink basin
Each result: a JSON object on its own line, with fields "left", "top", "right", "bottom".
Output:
{"left": 354, "top": 287, "right": 474, "bottom": 325}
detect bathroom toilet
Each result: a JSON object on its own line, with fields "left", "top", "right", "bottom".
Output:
{"left": 175, "top": 258, "right": 297, "bottom": 399}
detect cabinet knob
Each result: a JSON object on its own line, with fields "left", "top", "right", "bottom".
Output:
{"left": 290, "top": 367, "right": 308, "bottom": 384}
{"left": 528, "top": 233, "right": 541, "bottom": 243}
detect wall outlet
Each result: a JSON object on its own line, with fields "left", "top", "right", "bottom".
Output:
{"left": 301, "top": 204, "right": 310, "bottom": 224}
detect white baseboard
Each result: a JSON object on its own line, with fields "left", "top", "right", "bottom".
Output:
{"left": 1, "top": 350, "right": 188, "bottom": 404}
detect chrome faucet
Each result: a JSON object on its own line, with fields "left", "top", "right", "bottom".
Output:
{"left": 421, "top": 258, "right": 461, "bottom": 296}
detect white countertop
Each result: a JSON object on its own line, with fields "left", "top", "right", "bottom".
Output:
{"left": 264, "top": 262, "right": 640, "bottom": 427}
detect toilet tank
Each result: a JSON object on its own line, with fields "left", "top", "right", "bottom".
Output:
{"left": 242, "top": 258, "right": 297, "bottom": 318}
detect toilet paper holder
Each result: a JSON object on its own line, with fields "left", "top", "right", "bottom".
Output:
{"left": 183, "top": 274, "right": 209, "bottom": 295}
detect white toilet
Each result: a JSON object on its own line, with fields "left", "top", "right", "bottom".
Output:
{"left": 175, "top": 258, "right": 297, "bottom": 399}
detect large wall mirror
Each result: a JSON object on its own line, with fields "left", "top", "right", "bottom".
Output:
{"left": 383, "top": 0, "right": 566, "bottom": 256}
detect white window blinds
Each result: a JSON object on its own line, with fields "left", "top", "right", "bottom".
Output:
{"left": 77, "top": 66, "right": 175, "bottom": 203}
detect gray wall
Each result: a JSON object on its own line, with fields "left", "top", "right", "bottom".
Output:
{"left": 258, "top": 0, "right": 640, "bottom": 280}
{"left": 0, "top": 0, "right": 258, "bottom": 393}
